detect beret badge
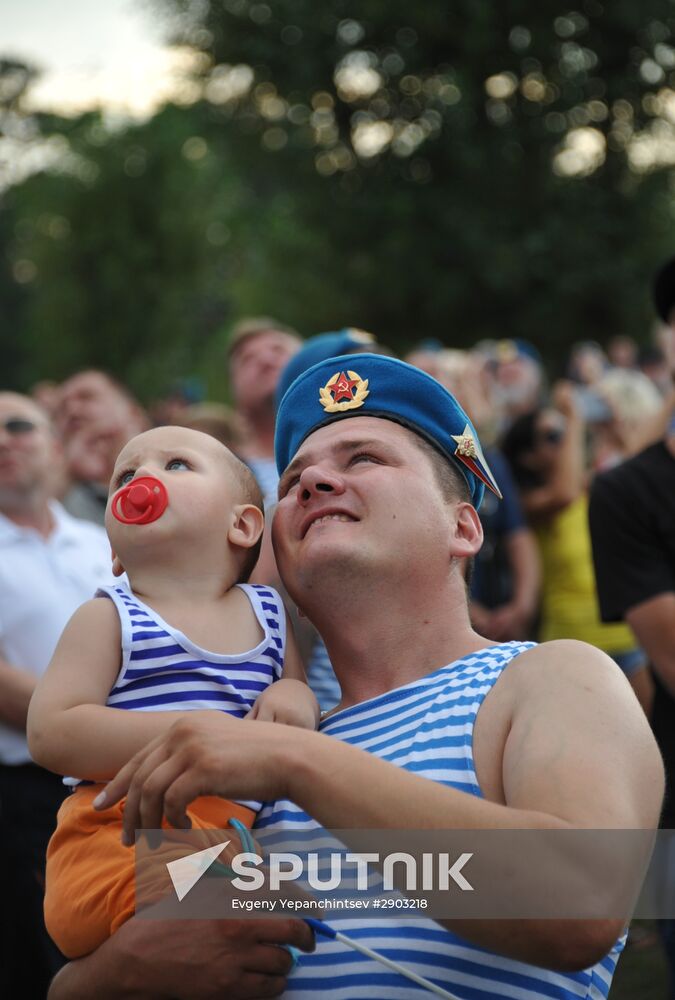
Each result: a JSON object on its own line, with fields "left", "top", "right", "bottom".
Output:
{"left": 319, "top": 370, "right": 370, "bottom": 413}
{"left": 451, "top": 424, "right": 503, "bottom": 499}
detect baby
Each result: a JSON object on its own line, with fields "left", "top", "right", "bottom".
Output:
{"left": 28, "top": 426, "right": 318, "bottom": 958}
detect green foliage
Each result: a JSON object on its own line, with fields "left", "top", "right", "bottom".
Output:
{"left": 3, "top": 3, "right": 675, "bottom": 394}
{"left": 163, "top": 0, "right": 675, "bottom": 367}
{"left": 4, "top": 106, "right": 242, "bottom": 398}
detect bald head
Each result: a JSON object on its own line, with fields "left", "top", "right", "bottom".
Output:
{"left": 0, "top": 391, "right": 59, "bottom": 513}
{"left": 111, "top": 426, "right": 263, "bottom": 580}
{"left": 0, "top": 391, "right": 50, "bottom": 428}
{"left": 112, "top": 426, "right": 260, "bottom": 503}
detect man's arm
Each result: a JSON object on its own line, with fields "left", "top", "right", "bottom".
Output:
{"left": 520, "top": 382, "right": 586, "bottom": 521}
{"left": 0, "top": 658, "right": 37, "bottom": 729}
{"left": 98, "top": 640, "right": 663, "bottom": 969}
{"left": 626, "top": 593, "right": 675, "bottom": 695}
{"left": 48, "top": 913, "right": 315, "bottom": 1000}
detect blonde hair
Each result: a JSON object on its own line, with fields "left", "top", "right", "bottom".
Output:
{"left": 598, "top": 369, "right": 662, "bottom": 426}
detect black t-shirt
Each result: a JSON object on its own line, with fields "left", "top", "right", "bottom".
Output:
{"left": 589, "top": 442, "right": 675, "bottom": 825}
{"left": 589, "top": 442, "right": 675, "bottom": 620}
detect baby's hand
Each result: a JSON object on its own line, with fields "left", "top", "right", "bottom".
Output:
{"left": 247, "top": 678, "right": 320, "bottom": 730}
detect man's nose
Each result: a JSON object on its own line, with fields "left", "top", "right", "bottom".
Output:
{"left": 297, "top": 464, "right": 345, "bottom": 504}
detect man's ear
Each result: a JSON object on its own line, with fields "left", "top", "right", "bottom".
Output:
{"left": 228, "top": 504, "right": 265, "bottom": 551}
{"left": 451, "top": 502, "right": 484, "bottom": 559}
{"left": 111, "top": 549, "right": 125, "bottom": 577}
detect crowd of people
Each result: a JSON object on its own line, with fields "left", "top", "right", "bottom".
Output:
{"left": 1, "top": 264, "right": 674, "bottom": 999}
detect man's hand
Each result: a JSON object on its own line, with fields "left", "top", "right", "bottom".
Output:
{"left": 93, "top": 713, "right": 312, "bottom": 844}
{"left": 48, "top": 913, "right": 315, "bottom": 999}
{"left": 470, "top": 600, "right": 531, "bottom": 641}
{"left": 0, "top": 658, "right": 37, "bottom": 730}
{"left": 552, "top": 379, "right": 581, "bottom": 421}
{"left": 484, "top": 602, "right": 532, "bottom": 642}
{"left": 469, "top": 600, "right": 492, "bottom": 635}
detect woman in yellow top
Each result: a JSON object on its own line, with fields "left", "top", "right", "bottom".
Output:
{"left": 501, "top": 381, "right": 652, "bottom": 714}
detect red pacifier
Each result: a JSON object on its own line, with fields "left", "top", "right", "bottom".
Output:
{"left": 111, "top": 476, "right": 168, "bottom": 525}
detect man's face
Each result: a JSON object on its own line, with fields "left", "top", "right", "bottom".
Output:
{"left": 106, "top": 426, "right": 241, "bottom": 559}
{"left": 55, "top": 371, "right": 146, "bottom": 484}
{"left": 272, "top": 417, "right": 455, "bottom": 604}
{"left": 229, "top": 331, "right": 300, "bottom": 414}
{"left": 0, "top": 393, "right": 56, "bottom": 505}
{"left": 528, "top": 410, "right": 566, "bottom": 477}
{"left": 56, "top": 371, "right": 136, "bottom": 440}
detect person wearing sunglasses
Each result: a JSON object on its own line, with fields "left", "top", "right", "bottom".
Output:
{"left": 0, "top": 392, "right": 117, "bottom": 999}
{"left": 501, "top": 382, "right": 651, "bottom": 714}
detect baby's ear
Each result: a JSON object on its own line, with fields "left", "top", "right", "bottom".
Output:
{"left": 228, "top": 504, "right": 265, "bottom": 550}
{"left": 111, "top": 549, "right": 126, "bottom": 577}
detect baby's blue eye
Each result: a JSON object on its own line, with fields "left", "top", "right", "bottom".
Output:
{"left": 166, "top": 458, "right": 189, "bottom": 471}
{"left": 118, "top": 470, "right": 134, "bottom": 486}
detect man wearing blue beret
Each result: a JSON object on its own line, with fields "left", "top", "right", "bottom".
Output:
{"left": 52, "top": 356, "right": 663, "bottom": 999}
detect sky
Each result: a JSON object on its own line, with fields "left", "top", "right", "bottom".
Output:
{"left": 1, "top": 0, "right": 195, "bottom": 117}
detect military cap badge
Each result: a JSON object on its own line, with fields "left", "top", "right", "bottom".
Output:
{"left": 319, "top": 370, "right": 369, "bottom": 413}
{"left": 451, "top": 424, "right": 503, "bottom": 499}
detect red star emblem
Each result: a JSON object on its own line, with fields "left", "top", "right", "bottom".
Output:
{"left": 330, "top": 371, "right": 359, "bottom": 403}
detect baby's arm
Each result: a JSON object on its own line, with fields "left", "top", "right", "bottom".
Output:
{"left": 27, "top": 598, "right": 231, "bottom": 780}
{"left": 247, "top": 612, "right": 320, "bottom": 729}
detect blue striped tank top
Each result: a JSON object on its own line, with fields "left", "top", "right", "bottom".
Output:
{"left": 100, "top": 582, "right": 285, "bottom": 713}
{"left": 257, "top": 641, "right": 624, "bottom": 999}
{"left": 307, "top": 636, "right": 341, "bottom": 713}
{"left": 65, "top": 583, "right": 286, "bottom": 807}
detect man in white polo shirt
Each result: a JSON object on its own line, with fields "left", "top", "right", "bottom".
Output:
{"left": 0, "top": 391, "right": 114, "bottom": 998}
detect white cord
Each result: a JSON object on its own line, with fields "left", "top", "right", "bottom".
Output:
{"left": 332, "top": 929, "right": 462, "bottom": 999}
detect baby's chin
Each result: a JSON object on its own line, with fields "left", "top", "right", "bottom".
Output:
{"left": 109, "top": 523, "right": 170, "bottom": 566}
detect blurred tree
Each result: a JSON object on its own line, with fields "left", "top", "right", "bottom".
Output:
{"left": 1, "top": 98, "right": 365, "bottom": 398}
{"left": 4, "top": 105, "right": 250, "bottom": 398}
{"left": 155, "top": 0, "right": 675, "bottom": 366}
{"left": 4, "top": 2, "right": 675, "bottom": 396}
{"left": 0, "top": 58, "right": 41, "bottom": 387}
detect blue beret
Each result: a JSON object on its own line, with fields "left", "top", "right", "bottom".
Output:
{"left": 276, "top": 328, "right": 376, "bottom": 407}
{"left": 274, "top": 353, "right": 502, "bottom": 509}
{"left": 494, "top": 338, "right": 542, "bottom": 365}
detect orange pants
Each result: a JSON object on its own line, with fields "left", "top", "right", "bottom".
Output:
{"left": 45, "top": 785, "right": 255, "bottom": 958}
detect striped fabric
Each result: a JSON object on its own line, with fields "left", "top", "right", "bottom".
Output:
{"left": 65, "top": 583, "right": 286, "bottom": 808}
{"left": 257, "top": 641, "right": 624, "bottom": 999}
{"left": 246, "top": 457, "right": 281, "bottom": 512}
{"left": 307, "top": 636, "right": 341, "bottom": 713}
{"left": 102, "top": 582, "right": 285, "bottom": 712}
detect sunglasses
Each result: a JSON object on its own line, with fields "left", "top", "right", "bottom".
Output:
{"left": 1, "top": 418, "right": 38, "bottom": 435}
